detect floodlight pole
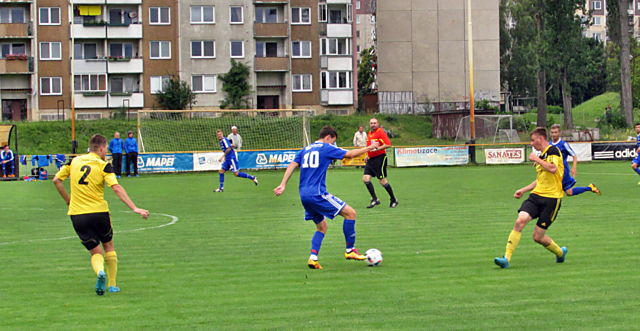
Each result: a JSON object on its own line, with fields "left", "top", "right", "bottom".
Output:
{"left": 467, "top": 0, "right": 476, "bottom": 163}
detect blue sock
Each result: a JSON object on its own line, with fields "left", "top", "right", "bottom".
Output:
{"left": 634, "top": 167, "right": 640, "bottom": 176}
{"left": 237, "top": 172, "right": 255, "bottom": 180}
{"left": 310, "top": 231, "right": 325, "bottom": 259}
{"left": 571, "top": 187, "right": 590, "bottom": 196}
{"left": 219, "top": 173, "right": 225, "bottom": 189}
{"left": 343, "top": 219, "right": 356, "bottom": 250}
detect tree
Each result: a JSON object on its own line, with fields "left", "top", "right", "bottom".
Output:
{"left": 536, "top": 0, "right": 548, "bottom": 128}
{"left": 155, "top": 76, "right": 197, "bottom": 110}
{"left": 618, "top": 0, "right": 634, "bottom": 126}
{"left": 357, "top": 46, "right": 376, "bottom": 94}
{"left": 218, "top": 59, "right": 252, "bottom": 109}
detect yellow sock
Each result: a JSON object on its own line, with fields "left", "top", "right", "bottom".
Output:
{"left": 91, "top": 254, "right": 104, "bottom": 275}
{"left": 545, "top": 240, "right": 563, "bottom": 257}
{"left": 104, "top": 251, "right": 118, "bottom": 287}
{"left": 505, "top": 230, "right": 521, "bottom": 262}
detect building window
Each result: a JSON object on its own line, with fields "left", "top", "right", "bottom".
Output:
{"left": 39, "top": 7, "right": 60, "bottom": 25}
{"left": 318, "top": 4, "right": 327, "bottom": 22}
{"left": 292, "top": 41, "right": 311, "bottom": 58}
{"left": 230, "top": 41, "right": 244, "bottom": 58}
{"left": 593, "top": 32, "right": 602, "bottom": 41}
{"left": 256, "top": 42, "right": 278, "bottom": 57}
{"left": 1, "top": 43, "right": 26, "bottom": 58}
{"left": 109, "top": 43, "right": 134, "bottom": 58}
{"left": 356, "top": 1, "right": 361, "bottom": 10}
{"left": 230, "top": 6, "right": 243, "bottom": 24}
{"left": 593, "top": 1, "right": 602, "bottom": 10}
{"left": 150, "top": 41, "right": 171, "bottom": 59}
{"left": 150, "top": 7, "right": 170, "bottom": 25}
{"left": 40, "top": 42, "right": 62, "bottom": 60}
{"left": 191, "top": 41, "right": 215, "bottom": 58}
{"left": 40, "top": 77, "right": 62, "bottom": 95}
{"left": 74, "top": 74, "right": 105, "bottom": 92}
{"left": 292, "top": 7, "right": 310, "bottom": 24}
{"left": 320, "top": 38, "right": 351, "bottom": 55}
{"left": 0, "top": 8, "right": 24, "bottom": 23}
{"left": 357, "top": 45, "right": 361, "bottom": 53}
{"left": 593, "top": 16, "right": 602, "bottom": 26}
{"left": 191, "top": 6, "right": 215, "bottom": 24}
{"left": 150, "top": 76, "right": 171, "bottom": 94}
{"left": 357, "top": 30, "right": 360, "bottom": 38}
{"left": 357, "top": 15, "right": 361, "bottom": 24}
{"left": 292, "top": 74, "right": 312, "bottom": 92}
{"left": 321, "top": 71, "right": 352, "bottom": 89}
{"left": 74, "top": 43, "right": 98, "bottom": 59}
{"left": 191, "top": 75, "right": 216, "bottom": 93}
{"left": 255, "top": 7, "right": 278, "bottom": 23}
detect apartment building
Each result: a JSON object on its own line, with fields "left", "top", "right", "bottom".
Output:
{"left": 584, "top": 0, "right": 640, "bottom": 42}
{"left": 355, "top": 0, "right": 374, "bottom": 59}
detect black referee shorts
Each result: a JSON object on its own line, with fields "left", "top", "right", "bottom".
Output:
{"left": 518, "top": 193, "right": 562, "bottom": 230}
{"left": 70, "top": 212, "right": 114, "bottom": 250}
{"left": 364, "top": 154, "right": 388, "bottom": 179}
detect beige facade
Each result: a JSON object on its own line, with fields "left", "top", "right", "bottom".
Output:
{"left": 376, "top": 0, "right": 500, "bottom": 112}
{"left": 582, "top": 0, "right": 640, "bottom": 42}
{"left": 355, "top": 0, "right": 374, "bottom": 59}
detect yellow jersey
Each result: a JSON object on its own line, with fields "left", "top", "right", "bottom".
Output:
{"left": 532, "top": 145, "right": 564, "bottom": 199}
{"left": 55, "top": 153, "right": 119, "bottom": 215}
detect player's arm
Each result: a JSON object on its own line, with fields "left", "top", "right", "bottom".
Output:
{"left": 344, "top": 141, "right": 379, "bottom": 159}
{"left": 528, "top": 153, "right": 557, "bottom": 174}
{"left": 514, "top": 180, "right": 537, "bottom": 199}
{"left": 52, "top": 175, "right": 71, "bottom": 205}
{"left": 274, "top": 161, "right": 300, "bottom": 196}
{"left": 376, "top": 131, "right": 392, "bottom": 151}
{"left": 571, "top": 157, "right": 578, "bottom": 177}
{"left": 111, "top": 184, "right": 149, "bottom": 219}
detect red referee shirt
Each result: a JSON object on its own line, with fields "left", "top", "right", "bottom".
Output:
{"left": 367, "top": 128, "right": 391, "bottom": 158}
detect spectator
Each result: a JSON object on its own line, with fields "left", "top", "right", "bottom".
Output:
{"left": 227, "top": 126, "right": 243, "bottom": 150}
{"left": 109, "top": 132, "right": 124, "bottom": 179}
{"left": 353, "top": 126, "right": 367, "bottom": 168}
{"left": 1, "top": 145, "right": 15, "bottom": 178}
{"left": 124, "top": 131, "right": 139, "bottom": 177}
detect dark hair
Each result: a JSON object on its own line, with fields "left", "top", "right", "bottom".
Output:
{"left": 3, "top": 145, "right": 7, "bottom": 148}
{"left": 319, "top": 126, "right": 338, "bottom": 139}
{"left": 128, "top": 131, "right": 133, "bottom": 135}
{"left": 89, "top": 134, "right": 108, "bottom": 152}
{"left": 530, "top": 127, "right": 548, "bottom": 140}
{"left": 635, "top": 123, "right": 640, "bottom": 127}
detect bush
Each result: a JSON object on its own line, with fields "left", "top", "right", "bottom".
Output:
{"left": 597, "top": 110, "right": 627, "bottom": 129}
{"left": 548, "top": 105, "right": 564, "bottom": 114}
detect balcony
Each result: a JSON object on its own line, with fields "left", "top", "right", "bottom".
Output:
{"left": 73, "top": 0, "right": 106, "bottom": 4}
{"left": 253, "top": 0, "right": 288, "bottom": 3}
{"left": 107, "top": 0, "right": 141, "bottom": 4}
{"left": 107, "top": 23, "right": 142, "bottom": 39}
{"left": 254, "top": 23, "right": 288, "bottom": 38}
{"left": 327, "top": 57, "right": 352, "bottom": 71}
{"left": 327, "top": 24, "right": 352, "bottom": 38}
{"left": 74, "top": 92, "right": 108, "bottom": 108}
{"left": 107, "top": 58, "right": 143, "bottom": 73}
{"left": 327, "top": 0, "right": 352, "bottom": 3}
{"left": 0, "top": 22, "right": 31, "bottom": 38}
{"left": 109, "top": 92, "right": 143, "bottom": 108}
{"left": 321, "top": 90, "right": 353, "bottom": 105}
{"left": 72, "top": 24, "right": 106, "bottom": 39}
{"left": 255, "top": 57, "right": 289, "bottom": 72}
{"left": 73, "top": 59, "right": 107, "bottom": 73}
{"left": 0, "top": 57, "right": 31, "bottom": 74}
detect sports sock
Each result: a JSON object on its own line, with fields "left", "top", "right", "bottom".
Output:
{"left": 343, "top": 219, "right": 356, "bottom": 250}
{"left": 104, "top": 251, "right": 118, "bottom": 287}
{"left": 545, "top": 240, "right": 564, "bottom": 257}
{"left": 634, "top": 167, "right": 640, "bottom": 176}
{"left": 364, "top": 181, "right": 377, "bottom": 200}
{"left": 219, "top": 173, "right": 225, "bottom": 189}
{"left": 505, "top": 230, "right": 521, "bottom": 262}
{"left": 237, "top": 172, "right": 255, "bottom": 180}
{"left": 90, "top": 254, "right": 105, "bottom": 275}
{"left": 571, "top": 186, "right": 591, "bottom": 195}
{"left": 383, "top": 183, "right": 396, "bottom": 201}
{"left": 310, "top": 231, "right": 325, "bottom": 259}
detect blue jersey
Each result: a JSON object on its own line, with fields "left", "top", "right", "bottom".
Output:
{"left": 220, "top": 137, "right": 236, "bottom": 160}
{"left": 636, "top": 133, "right": 640, "bottom": 149}
{"left": 550, "top": 139, "right": 574, "bottom": 175}
{"left": 294, "top": 142, "right": 347, "bottom": 197}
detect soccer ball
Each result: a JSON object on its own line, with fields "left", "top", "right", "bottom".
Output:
{"left": 365, "top": 249, "right": 383, "bottom": 266}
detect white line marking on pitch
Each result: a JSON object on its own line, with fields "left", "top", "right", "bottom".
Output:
{"left": 0, "top": 211, "right": 179, "bottom": 246}
{"left": 580, "top": 173, "right": 637, "bottom": 176}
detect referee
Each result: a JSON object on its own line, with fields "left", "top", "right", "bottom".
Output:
{"left": 362, "top": 118, "right": 398, "bottom": 208}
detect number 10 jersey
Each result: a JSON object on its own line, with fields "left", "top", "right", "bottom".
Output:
{"left": 294, "top": 142, "right": 347, "bottom": 197}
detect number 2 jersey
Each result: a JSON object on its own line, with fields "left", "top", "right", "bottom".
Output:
{"left": 294, "top": 142, "right": 347, "bottom": 197}
{"left": 55, "top": 153, "right": 119, "bottom": 215}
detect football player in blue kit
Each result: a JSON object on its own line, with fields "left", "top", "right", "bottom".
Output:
{"left": 631, "top": 123, "right": 640, "bottom": 184}
{"left": 549, "top": 124, "right": 600, "bottom": 196}
{"left": 215, "top": 129, "right": 258, "bottom": 192}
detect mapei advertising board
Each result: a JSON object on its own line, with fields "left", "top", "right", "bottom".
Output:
{"left": 394, "top": 146, "right": 469, "bottom": 167}
{"left": 238, "top": 150, "right": 300, "bottom": 169}
{"left": 135, "top": 153, "right": 194, "bottom": 173}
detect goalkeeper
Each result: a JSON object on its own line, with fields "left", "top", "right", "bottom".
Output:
{"left": 215, "top": 129, "right": 258, "bottom": 192}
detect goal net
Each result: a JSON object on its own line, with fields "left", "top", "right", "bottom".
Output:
{"left": 137, "top": 109, "right": 314, "bottom": 153}
{"left": 454, "top": 115, "right": 528, "bottom": 144}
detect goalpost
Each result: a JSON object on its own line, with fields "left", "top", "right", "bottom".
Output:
{"left": 455, "top": 115, "right": 527, "bottom": 144}
{"left": 137, "top": 109, "right": 314, "bottom": 153}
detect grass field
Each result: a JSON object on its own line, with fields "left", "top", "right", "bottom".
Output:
{"left": 2, "top": 162, "right": 639, "bottom": 330}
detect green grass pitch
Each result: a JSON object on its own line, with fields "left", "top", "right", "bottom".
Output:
{"left": 1, "top": 162, "right": 639, "bottom": 330}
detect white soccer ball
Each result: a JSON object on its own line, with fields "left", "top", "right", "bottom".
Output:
{"left": 365, "top": 248, "right": 383, "bottom": 266}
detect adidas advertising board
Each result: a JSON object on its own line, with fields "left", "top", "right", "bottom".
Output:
{"left": 592, "top": 143, "right": 637, "bottom": 160}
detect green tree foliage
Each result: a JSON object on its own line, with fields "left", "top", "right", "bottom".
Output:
{"left": 500, "top": 0, "right": 538, "bottom": 98}
{"left": 218, "top": 60, "right": 252, "bottom": 109}
{"left": 357, "top": 46, "right": 376, "bottom": 94}
{"left": 155, "top": 76, "right": 197, "bottom": 110}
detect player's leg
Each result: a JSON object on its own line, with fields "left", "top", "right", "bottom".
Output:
{"left": 133, "top": 152, "right": 138, "bottom": 176}
{"left": 102, "top": 241, "right": 119, "bottom": 292}
{"left": 1, "top": 161, "right": 6, "bottom": 177}
{"left": 230, "top": 158, "right": 257, "bottom": 184}
{"left": 8, "top": 160, "right": 14, "bottom": 176}
{"left": 632, "top": 159, "right": 640, "bottom": 180}
{"left": 378, "top": 167, "right": 398, "bottom": 208}
{"left": 533, "top": 198, "right": 566, "bottom": 262}
{"left": 495, "top": 196, "right": 538, "bottom": 268}
{"left": 363, "top": 160, "right": 380, "bottom": 207}
{"left": 217, "top": 163, "right": 228, "bottom": 192}
{"left": 303, "top": 201, "right": 326, "bottom": 270}
{"left": 339, "top": 204, "right": 366, "bottom": 260}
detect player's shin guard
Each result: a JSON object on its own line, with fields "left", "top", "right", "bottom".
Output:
{"left": 237, "top": 172, "right": 255, "bottom": 180}
{"left": 571, "top": 187, "right": 590, "bottom": 195}
{"left": 310, "top": 231, "right": 325, "bottom": 259}
{"left": 343, "top": 219, "right": 356, "bottom": 250}
{"left": 383, "top": 183, "right": 396, "bottom": 201}
{"left": 634, "top": 167, "right": 640, "bottom": 176}
{"left": 505, "top": 230, "right": 521, "bottom": 262}
{"left": 545, "top": 239, "right": 564, "bottom": 257}
{"left": 104, "top": 251, "right": 118, "bottom": 287}
{"left": 364, "top": 181, "right": 377, "bottom": 200}
{"left": 219, "top": 173, "right": 225, "bottom": 189}
{"left": 91, "top": 254, "right": 105, "bottom": 275}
